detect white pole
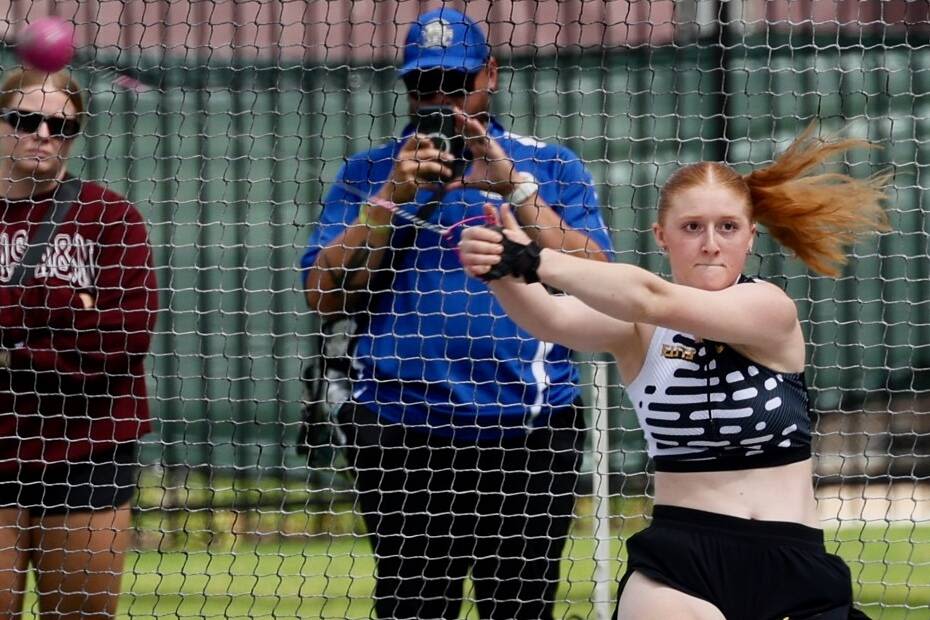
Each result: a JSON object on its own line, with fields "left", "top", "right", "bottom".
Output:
{"left": 592, "top": 360, "right": 612, "bottom": 620}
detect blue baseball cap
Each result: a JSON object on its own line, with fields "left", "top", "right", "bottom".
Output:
{"left": 399, "top": 8, "right": 490, "bottom": 76}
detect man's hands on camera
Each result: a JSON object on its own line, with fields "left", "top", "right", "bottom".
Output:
{"left": 375, "top": 133, "right": 459, "bottom": 208}
{"left": 453, "top": 108, "right": 524, "bottom": 198}
{"left": 380, "top": 111, "right": 528, "bottom": 206}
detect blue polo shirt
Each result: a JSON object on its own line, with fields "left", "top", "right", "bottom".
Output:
{"left": 301, "top": 118, "right": 613, "bottom": 442}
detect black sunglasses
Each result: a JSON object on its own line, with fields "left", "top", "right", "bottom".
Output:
{"left": 403, "top": 70, "right": 478, "bottom": 100}
{"left": 0, "top": 108, "right": 82, "bottom": 139}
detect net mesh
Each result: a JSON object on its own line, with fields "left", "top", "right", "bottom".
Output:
{"left": 0, "top": 1, "right": 925, "bottom": 619}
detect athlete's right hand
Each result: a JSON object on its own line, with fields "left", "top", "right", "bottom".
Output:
{"left": 375, "top": 134, "right": 456, "bottom": 205}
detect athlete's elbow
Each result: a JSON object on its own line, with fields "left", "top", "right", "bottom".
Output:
{"left": 534, "top": 315, "right": 584, "bottom": 350}
{"left": 507, "top": 315, "right": 565, "bottom": 348}
{"left": 625, "top": 283, "right": 668, "bottom": 325}
{"left": 536, "top": 327, "right": 571, "bottom": 348}
{"left": 516, "top": 321, "right": 556, "bottom": 345}
{"left": 535, "top": 320, "right": 608, "bottom": 354}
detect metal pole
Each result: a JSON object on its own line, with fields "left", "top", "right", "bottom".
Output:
{"left": 592, "top": 359, "right": 612, "bottom": 620}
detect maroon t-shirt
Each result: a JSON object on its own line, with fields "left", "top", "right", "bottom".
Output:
{"left": 0, "top": 180, "right": 158, "bottom": 470}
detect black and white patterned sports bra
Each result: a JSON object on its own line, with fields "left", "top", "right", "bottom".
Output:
{"left": 625, "top": 324, "right": 812, "bottom": 473}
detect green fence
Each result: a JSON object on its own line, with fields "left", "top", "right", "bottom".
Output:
{"left": 10, "top": 30, "right": 924, "bottom": 478}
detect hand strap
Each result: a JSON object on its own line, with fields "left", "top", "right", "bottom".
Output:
{"left": 479, "top": 227, "right": 542, "bottom": 284}
{"left": 7, "top": 177, "right": 82, "bottom": 287}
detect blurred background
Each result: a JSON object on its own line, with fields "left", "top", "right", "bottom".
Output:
{"left": 0, "top": 1, "right": 927, "bottom": 618}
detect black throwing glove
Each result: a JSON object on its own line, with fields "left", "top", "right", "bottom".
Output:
{"left": 479, "top": 226, "right": 543, "bottom": 284}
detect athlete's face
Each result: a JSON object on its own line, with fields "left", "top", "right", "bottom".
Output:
{"left": 653, "top": 184, "right": 756, "bottom": 291}
{"left": 0, "top": 83, "right": 78, "bottom": 181}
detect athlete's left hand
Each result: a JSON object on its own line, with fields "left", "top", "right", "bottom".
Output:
{"left": 459, "top": 204, "right": 531, "bottom": 279}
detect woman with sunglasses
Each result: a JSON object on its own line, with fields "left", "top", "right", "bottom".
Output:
{"left": 0, "top": 68, "right": 157, "bottom": 619}
{"left": 458, "top": 127, "right": 886, "bottom": 619}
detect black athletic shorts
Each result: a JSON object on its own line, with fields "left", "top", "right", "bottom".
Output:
{"left": 0, "top": 443, "right": 139, "bottom": 516}
{"left": 615, "top": 505, "right": 871, "bottom": 620}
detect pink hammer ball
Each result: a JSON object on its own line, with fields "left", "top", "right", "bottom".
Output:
{"left": 17, "top": 17, "right": 75, "bottom": 72}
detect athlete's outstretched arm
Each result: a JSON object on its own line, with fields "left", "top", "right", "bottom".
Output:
{"left": 461, "top": 205, "right": 797, "bottom": 349}
{"left": 460, "top": 205, "right": 634, "bottom": 354}
{"left": 488, "top": 277, "right": 634, "bottom": 354}
{"left": 535, "top": 248, "right": 797, "bottom": 348}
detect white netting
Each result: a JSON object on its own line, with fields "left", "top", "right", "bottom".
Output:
{"left": 0, "top": 1, "right": 924, "bottom": 619}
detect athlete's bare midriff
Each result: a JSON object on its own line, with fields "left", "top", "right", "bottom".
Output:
{"left": 653, "top": 458, "right": 821, "bottom": 527}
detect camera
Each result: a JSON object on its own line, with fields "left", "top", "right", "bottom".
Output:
{"left": 412, "top": 105, "right": 469, "bottom": 180}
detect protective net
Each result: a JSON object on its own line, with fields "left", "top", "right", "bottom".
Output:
{"left": 0, "top": 1, "right": 926, "bottom": 619}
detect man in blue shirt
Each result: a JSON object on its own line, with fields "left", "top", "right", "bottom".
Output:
{"left": 302, "top": 7, "right": 612, "bottom": 619}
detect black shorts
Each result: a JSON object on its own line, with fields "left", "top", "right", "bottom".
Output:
{"left": 0, "top": 443, "right": 139, "bottom": 516}
{"left": 616, "top": 505, "right": 870, "bottom": 620}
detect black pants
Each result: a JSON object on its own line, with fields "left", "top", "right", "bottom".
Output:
{"left": 339, "top": 402, "right": 584, "bottom": 620}
{"left": 615, "top": 505, "right": 871, "bottom": 620}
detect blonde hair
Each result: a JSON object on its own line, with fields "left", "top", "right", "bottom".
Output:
{"left": 658, "top": 125, "right": 890, "bottom": 277}
{"left": 0, "top": 68, "right": 86, "bottom": 126}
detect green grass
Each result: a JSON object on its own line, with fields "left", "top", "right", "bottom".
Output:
{"left": 16, "top": 518, "right": 930, "bottom": 619}
{"left": 830, "top": 522, "right": 930, "bottom": 620}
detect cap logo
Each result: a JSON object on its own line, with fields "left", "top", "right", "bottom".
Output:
{"left": 422, "top": 19, "right": 453, "bottom": 48}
